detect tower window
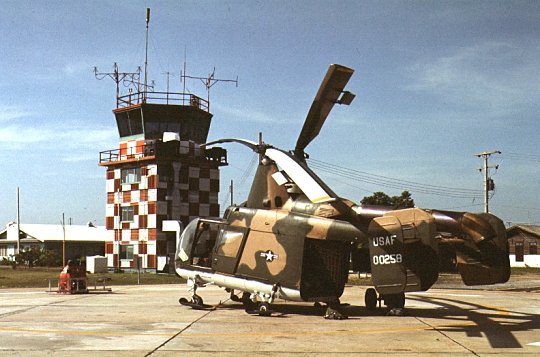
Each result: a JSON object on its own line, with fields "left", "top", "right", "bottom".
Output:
{"left": 121, "top": 206, "right": 134, "bottom": 222}
{"left": 120, "top": 244, "right": 134, "bottom": 260}
{"left": 121, "top": 168, "right": 141, "bottom": 184}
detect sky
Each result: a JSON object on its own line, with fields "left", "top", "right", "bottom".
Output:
{"left": 1, "top": 0, "right": 539, "bottom": 227}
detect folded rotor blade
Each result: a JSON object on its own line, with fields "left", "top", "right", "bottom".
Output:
{"left": 265, "top": 148, "right": 336, "bottom": 203}
{"left": 294, "top": 64, "right": 354, "bottom": 157}
{"left": 203, "top": 138, "right": 260, "bottom": 153}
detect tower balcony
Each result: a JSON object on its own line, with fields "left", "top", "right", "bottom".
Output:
{"left": 99, "top": 140, "right": 227, "bottom": 167}
{"left": 116, "top": 91, "right": 209, "bottom": 112}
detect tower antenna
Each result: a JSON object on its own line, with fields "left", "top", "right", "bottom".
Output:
{"left": 144, "top": 7, "right": 150, "bottom": 102}
{"left": 181, "top": 64, "right": 238, "bottom": 110}
{"left": 94, "top": 63, "right": 141, "bottom": 107}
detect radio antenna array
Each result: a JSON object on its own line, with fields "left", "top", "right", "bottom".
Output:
{"left": 181, "top": 63, "right": 238, "bottom": 110}
{"left": 94, "top": 63, "right": 142, "bottom": 107}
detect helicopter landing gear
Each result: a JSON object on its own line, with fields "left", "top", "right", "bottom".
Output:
{"left": 244, "top": 284, "right": 281, "bottom": 316}
{"left": 245, "top": 300, "right": 274, "bottom": 316}
{"left": 237, "top": 292, "right": 258, "bottom": 312}
{"left": 256, "top": 302, "right": 273, "bottom": 317}
{"left": 364, "top": 288, "right": 406, "bottom": 316}
{"left": 179, "top": 277, "right": 214, "bottom": 310}
{"left": 179, "top": 293, "right": 206, "bottom": 309}
{"left": 383, "top": 292, "right": 405, "bottom": 309}
{"left": 228, "top": 289, "right": 243, "bottom": 303}
{"left": 384, "top": 292, "right": 406, "bottom": 316}
{"left": 364, "top": 287, "right": 379, "bottom": 310}
{"left": 323, "top": 299, "right": 348, "bottom": 320}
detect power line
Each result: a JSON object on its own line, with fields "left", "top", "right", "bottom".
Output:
{"left": 309, "top": 158, "right": 482, "bottom": 199}
{"left": 503, "top": 152, "right": 540, "bottom": 163}
{"left": 220, "top": 153, "right": 258, "bottom": 214}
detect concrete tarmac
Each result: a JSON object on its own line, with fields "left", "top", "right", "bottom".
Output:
{"left": 0, "top": 283, "right": 539, "bottom": 356}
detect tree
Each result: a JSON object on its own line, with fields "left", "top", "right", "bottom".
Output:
{"left": 15, "top": 248, "right": 41, "bottom": 268}
{"left": 14, "top": 248, "right": 62, "bottom": 268}
{"left": 361, "top": 191, "right": 415, "bottom": 209}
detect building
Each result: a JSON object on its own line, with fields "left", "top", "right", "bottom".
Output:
{"left": 0, "top": 222, "right": 107, "bottom": 262}
{"left": 507, "top": 224, "right": 540, "bottom": 268}
{"left": 98, "top": 90, "right": 227, "bottom": 272}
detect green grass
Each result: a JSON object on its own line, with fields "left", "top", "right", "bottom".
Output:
{"left": 1, "top": 266, "right": 537, "bottom": 289}
{"left": 0, "top": 266, "right": 183, "bottom": 289}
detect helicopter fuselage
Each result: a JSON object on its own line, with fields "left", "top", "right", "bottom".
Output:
{"left": 175, "top": 201, "right": 364, "bottom": 303}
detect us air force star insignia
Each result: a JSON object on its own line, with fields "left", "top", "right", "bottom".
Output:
{"left": 260, "top": 250, "right": 278, "bottom": 262}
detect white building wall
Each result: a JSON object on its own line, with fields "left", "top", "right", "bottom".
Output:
{"left": 509, "top": 254, "right": 540, "bottom": 268}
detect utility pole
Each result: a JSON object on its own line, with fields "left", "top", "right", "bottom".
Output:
{"left": 230, "top": 180, "right": 234, "bottom": 206}
{"left": 16, "top": 187, "right": 20, "bottom": 255}
{"left": 62, "top": 213, "right": 66, "bottom": 267}
{"left": 475, "top": 150, "right": 501, "bottom": 213}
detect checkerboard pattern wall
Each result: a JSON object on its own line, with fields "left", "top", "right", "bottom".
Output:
{"left": 104, "top": 139, "right": 221, "bottom": 269}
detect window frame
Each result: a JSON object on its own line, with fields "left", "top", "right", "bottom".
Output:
{"left": 120, "top": 206, "right": 135, "bottom": 223}
{"left": 119, "top": 244, "right": 134, "bottom": 260}
{"left": 121, "top": 167, "right": 141, "bottom": 184}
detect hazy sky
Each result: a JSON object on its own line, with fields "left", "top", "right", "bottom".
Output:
{"left": 1, "top": 0, "right": 539, "bottom": 226}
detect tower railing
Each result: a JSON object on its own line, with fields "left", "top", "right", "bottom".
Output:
{"left": 116, "top": 91, "right": 209, "bottom": 112}
{"left": 99, "top": 140, "right": 227, "bottom": 165}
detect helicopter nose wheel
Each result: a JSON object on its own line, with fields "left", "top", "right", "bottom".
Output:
{"left": 245, "top": 301, "right": 273, "bottom": 316}
{"left": 257, "top": 302, "right": 273, "bottom": 317}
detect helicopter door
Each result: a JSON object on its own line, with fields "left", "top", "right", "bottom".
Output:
{"left": 211, "top": 226, "right": 249, "bottom": 274}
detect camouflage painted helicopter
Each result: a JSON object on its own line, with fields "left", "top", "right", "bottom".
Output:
{"left": 174, "top": 64, "right": 510, "bottom": 319}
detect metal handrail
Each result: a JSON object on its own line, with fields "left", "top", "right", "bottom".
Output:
{"left": 116, "top": 91, "right": 209, "bottom": 112}
{"left": 99, "top": 140, "right": 227, "bottom": 165}
{"left": 99, "top": 142, "right": 156, "bottom": 164}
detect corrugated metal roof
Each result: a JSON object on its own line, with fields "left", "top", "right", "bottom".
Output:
{"left": 1, "top": 223, "right": 108, "bottom": 243}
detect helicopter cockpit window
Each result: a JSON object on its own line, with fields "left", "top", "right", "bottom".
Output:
{"left": 215, "top": 228, "right": 245, "bottom": 258}
{"left": 176, "top": 218, "right": 217, "bottom": 267}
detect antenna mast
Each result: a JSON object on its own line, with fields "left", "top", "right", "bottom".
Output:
{"left": 144, "top": 7, "right": 150, "bottom": 102}
{"left": 94, "top": 63, "right": 141, "bottom": 107}
{"left": 181, "top": 64, "right": 238, "bottom": 110}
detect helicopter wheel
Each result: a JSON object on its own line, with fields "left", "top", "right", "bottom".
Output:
{"left": 257, "top": 302, "right": 273, "bottom": 317}
{"left": 364, "top": 288, "right": 378, "bottom": 310}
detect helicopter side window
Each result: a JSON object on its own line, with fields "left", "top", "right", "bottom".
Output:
{"left": 192, "top": 228, "right": 216, "bottom": 267}
{"left": 177, "top": 218, "right": 217, "bottom": 267}
{"left": 215, "top": 228, "right": 245, "bottom": 258}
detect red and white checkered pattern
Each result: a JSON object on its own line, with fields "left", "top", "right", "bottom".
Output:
{"left": 104, "top": 139, "right": 221, "bottom": 270}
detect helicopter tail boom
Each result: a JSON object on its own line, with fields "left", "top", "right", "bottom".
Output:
{"left": 355, "top": 205, "right": 510, "bottom": 290}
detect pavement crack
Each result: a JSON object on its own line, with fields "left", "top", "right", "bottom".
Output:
{"left": 414, "top": 316, "right": 480, "bottom": 356}
{"left": 144, "top": 300, "right": 227, "bottom": 357}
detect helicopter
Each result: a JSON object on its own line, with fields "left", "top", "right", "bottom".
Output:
{"left": 173, "top": 64, "right": 510, "bottom": 319}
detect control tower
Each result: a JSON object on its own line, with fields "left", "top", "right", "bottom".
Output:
{"left": 99, "top": 84, "right": 227, "bottom": 272}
